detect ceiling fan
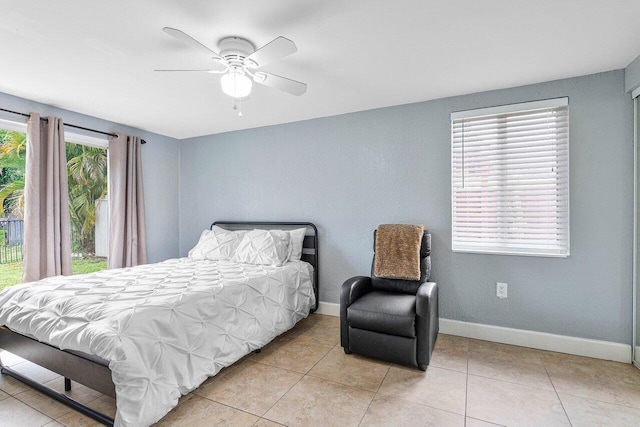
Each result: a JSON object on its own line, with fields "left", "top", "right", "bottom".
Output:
{"left": 156, "top": 27, "right": 307, "bottom": 100}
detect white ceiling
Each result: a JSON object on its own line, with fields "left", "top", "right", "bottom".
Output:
{"left": 1, "top": 1, "right": 639, "bottom": 140}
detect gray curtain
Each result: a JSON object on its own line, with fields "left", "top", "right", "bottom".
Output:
{"left": 22, "top": 113, "right": 72, "bottom": 282}
{"left": 108, "top": 133, "right": 147, "bottom": 268}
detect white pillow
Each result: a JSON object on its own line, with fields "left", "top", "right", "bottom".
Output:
{"left": 188, "top": 228, "right": 246, "bottom": 260}
{"left": 232, "top": 229, "right": 291, "bottom": 266}
{"left": 287, "top": 228, "right": 307, "bottom": 262}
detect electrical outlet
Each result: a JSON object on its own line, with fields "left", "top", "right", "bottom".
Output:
{"left": 496, "top": 282, "right": 508, "bottom": 299}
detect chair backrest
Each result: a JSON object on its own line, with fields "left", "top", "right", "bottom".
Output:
{"left": 370, "top": 230, "right": 431, "bottom": 295}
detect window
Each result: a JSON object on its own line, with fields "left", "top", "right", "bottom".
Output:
{"left": 0, "top": 120, "right": 109, "bottom": 290}
{"left": 65, "top": 137, "right": 108, "bottom": 269}
{"left": 451, "top": 98, "right": 569, "bottom": 257}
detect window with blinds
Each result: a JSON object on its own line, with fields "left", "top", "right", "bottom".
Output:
{"left": 451, "top": 98, "right": 569, "bottom": 257}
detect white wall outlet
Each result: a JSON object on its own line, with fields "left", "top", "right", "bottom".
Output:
{"left": 496, "top": 282, "right": 508, "bottom": 299}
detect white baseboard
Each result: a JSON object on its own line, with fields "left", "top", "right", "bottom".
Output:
{"left": 316, "top": 301, "right": 340, "bottom": 316}
{"left": 440, "top": 318, "right": 631, "bottom": 363}
{"left": 314, "top": 302, "right": 631, "bottom": 363}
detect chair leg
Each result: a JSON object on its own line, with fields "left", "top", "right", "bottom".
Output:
{"left": 343, "top": 348, "right": 351, "bottom": 354}
{"left": 418, "top": 364, "right": 427, "bottom": 371}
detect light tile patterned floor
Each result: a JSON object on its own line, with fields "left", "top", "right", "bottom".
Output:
{"left": 1, "top": 314, "right": 640, "bottom": 426}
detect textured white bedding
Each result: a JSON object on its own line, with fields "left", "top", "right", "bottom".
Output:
{"left": 0, "top": 257, "right": 315, "bottom": 426}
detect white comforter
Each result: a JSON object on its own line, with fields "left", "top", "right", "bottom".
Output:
{"left": 0, "top": 258, "right": 315, "bottom": 426}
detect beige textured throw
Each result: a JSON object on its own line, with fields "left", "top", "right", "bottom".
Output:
{"left": 374, "top": 224, "right": 425, "bottom": 281}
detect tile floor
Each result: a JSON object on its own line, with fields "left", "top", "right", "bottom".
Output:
{"left": 0, "top": 314, "right": 639, "bottom": 426}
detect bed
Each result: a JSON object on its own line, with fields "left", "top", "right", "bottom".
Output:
{"left": 0, "top": 221, "right": 319, "bottom": 426}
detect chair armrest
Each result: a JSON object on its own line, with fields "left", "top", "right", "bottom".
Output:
{"left": 416, "top": 282, "right": 437, "bottom": 317}
{"left": 340, "top": 276, "right": 372, "bottom": 308}
{"left": 340, "top": 276, "right": 372, "bottom": 350}
{"left": 415, "top": 281, "right": 438, "bottom": 369}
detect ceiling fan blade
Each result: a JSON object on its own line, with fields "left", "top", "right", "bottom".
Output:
{"left": 253, "top": 71, "right": 307, "bottom": 96}
{"left": 162, "top": 27, "right": 225, "bottom": 63}
{"left": 154, "top": 69, "right": 211, "bottom": 72}
{"left": 154, "top": 68, "right": 228, "bottom": 74}
{"left": 245, "top": 37, "right": 297, "bottom": 69}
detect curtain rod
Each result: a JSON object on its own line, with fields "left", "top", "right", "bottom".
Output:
{"left": 0, "top": 107, "right": 147, "bottom": 144}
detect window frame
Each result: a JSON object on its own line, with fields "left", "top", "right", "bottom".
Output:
{"left": 450, "top": 97, "right": 570, "bottom": 258}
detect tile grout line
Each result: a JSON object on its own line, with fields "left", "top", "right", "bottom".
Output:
{"left": 428, "top": 361, "right": 472, "bottom": 375}
{"left": 251, "top": 417, "right": 286, "bottom": 427}
{"left": 257, "top": 341, "right": 339, "bottom": 424}
{"left": 465, "top": 371, "right": 577, "bottom": 396}
{"left": 555, "top": 390, "right": 640, "bottom": 411}
{"left": 251, "top": 358, "right": 311, "bottom": 375}
{"left": 5, "top": 393, "right": 57, "bottom": 426}
{"left": 375, "top": 390, "right": 474, "bottom": 419}
{"left": 250, "top": 340, "right": 335, "bottom": 375}
{"left": 304, "top": 347, "right": 390, "bottom": 394}
{"left": 196, "top": 393, "right": 271, "bottom": 421}
{"left": 464, "top": 371, "right": 560, "bottom": 393}
{"left": 542, "top": 360, "right": 574, "bottom": 427}
{"left": 465, "top": 343, "right": 509, "bottom": 427}
{"left": 372, "top": 366, "right": 469, "bottom": 419}
{"left": 356, "top": 364, "right": 390, "bottom": 427}
{"left": 303, "top": 370, "right": 382, "bottom": 394}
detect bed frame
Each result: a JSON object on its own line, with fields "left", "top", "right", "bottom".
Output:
{"left": 0, "top": 221, "right": 319, "bottom": 426}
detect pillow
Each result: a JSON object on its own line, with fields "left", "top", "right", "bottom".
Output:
{"left": 232, "top": 229, "right": 291, "bottom": 266}
{"left": 188, "top": 228, "right": 246, "bottom": 260}
{"left": 287, "top": 228, "right": 307, "bottom": 262}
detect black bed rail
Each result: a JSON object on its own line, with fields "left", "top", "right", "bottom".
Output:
{"left": 0, "top": 366, "right": 113, "bottom": 426}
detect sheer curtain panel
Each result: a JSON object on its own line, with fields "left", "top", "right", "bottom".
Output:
{"left": 108, "top": 133, "right": 147, "bottom": 268}
{"left": 23, "top": 113, "right": 72, "bottom": 282}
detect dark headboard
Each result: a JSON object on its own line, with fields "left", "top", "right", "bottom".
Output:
{"left": 211, "top": 221, "right": 319, "bottom": 312}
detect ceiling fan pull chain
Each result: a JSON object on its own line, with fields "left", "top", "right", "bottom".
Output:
{"left": 233, "top": 100, "right": 243, "bottom": 117}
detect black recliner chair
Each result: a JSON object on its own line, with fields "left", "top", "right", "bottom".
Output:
{"left": 340, "top": 230, "right": 438, "bottom": 370}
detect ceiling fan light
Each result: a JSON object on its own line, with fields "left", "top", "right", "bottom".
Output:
{"left": 220, "top": 71, "right": 252, "bottom": 98}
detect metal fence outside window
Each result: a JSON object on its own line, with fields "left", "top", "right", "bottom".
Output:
{"left": 0, "top": 219, "right": 98, "bottom": 264}
{"left": 0, "top": 219, "right": 23, "bottom": 264}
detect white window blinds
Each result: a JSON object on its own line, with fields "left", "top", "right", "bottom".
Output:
{"left": 451, "top": 98, "right": 569, "bottom": 257}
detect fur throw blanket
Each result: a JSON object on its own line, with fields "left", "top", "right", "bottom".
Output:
{"left": 374, "top": 224, "right": 424, "bottom": 281}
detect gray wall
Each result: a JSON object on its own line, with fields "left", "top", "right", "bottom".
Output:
{"left": 179, "top": 70, "right": 633, "bottom": 345}
{"left": 0, "top": 91, "right": 180, "bottom": 263}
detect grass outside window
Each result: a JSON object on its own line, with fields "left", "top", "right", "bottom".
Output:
{"left": 0, "top": 257, "right": 107, "bottom": 291}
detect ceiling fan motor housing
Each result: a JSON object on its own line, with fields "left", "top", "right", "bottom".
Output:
{"left": 218, "top": 37, "right": 256, "bottom": 67}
